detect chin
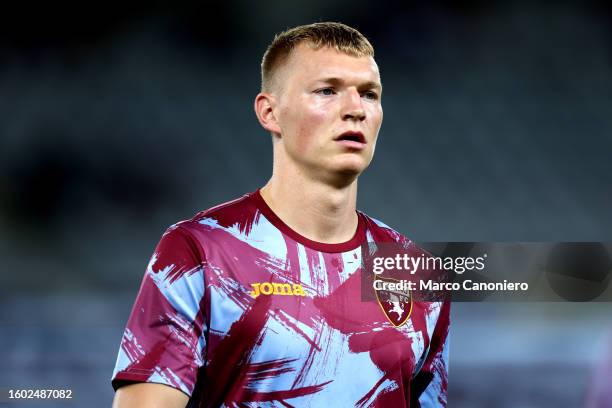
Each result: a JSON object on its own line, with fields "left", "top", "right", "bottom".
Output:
{"left": 332, "top": 160, "right": 369, "bottom": 178}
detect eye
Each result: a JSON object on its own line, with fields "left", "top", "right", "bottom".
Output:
{"left": 362, "top": 91, "right": 379, "bottom": 100}
{"left": 315, "top": 87, "right": 336, "bottom": 96}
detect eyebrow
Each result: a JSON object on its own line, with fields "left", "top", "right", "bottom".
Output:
{"left": 315, "top": 77, "right": 382, "bottom": 91}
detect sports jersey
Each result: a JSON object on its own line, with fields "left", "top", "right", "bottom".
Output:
{"left": 111, "top": 190, "right": 450, "bottom": 407}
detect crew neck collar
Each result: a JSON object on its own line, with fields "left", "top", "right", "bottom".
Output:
{"left": 251, "top": 189, "right": 366, "bottom": 253}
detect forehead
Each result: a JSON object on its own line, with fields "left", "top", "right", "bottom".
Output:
{"left": 280, "top": 43, "right": 381, "bottom": 86}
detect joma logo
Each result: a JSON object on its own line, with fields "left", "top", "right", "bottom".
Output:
{"left": 250, "top": 282, "right": 307, "bottom": 298}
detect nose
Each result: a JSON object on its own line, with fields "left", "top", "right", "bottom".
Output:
{"left": 341, "top": 88, "right": 366, "bottom": 122}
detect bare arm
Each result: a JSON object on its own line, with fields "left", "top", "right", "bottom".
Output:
{"left": 112, "top": 383, "right": 189, "bottom": 408}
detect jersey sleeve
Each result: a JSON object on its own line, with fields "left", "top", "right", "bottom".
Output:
{"left": 411, "top": 300, "right": 451, "bottom": 407}
{"left": 111, "top": 224, "right": 207, "bottom": 396}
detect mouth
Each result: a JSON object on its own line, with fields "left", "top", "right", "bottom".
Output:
{"left": 335, "top": 131, "right": 366, "bottom": 146}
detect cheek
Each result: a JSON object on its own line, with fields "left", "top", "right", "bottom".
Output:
{"left": 292, "top": 102, "right": 330, "bottom": 150}
{"left": 367, "top": 107, "right": 383, "bottom": 151}
{"left": 369, "top": 105, "right": 383, "bottom": 129}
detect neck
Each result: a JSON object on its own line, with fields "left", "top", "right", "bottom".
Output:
{"left": 260, "top": 164, "right": 359, "bottom": 244}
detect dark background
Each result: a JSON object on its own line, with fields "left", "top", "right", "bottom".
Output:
{"left": 1, "top": 1, "right": 611, "bottom": 406}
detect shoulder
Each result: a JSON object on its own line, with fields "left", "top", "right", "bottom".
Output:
{"left": 154, "top": 191, "right": 266, "bottom": 264}
{"left": 170, "top": 191, "right": 260, "bottom": 237}
{"left": 359, "top": 211, "right": 432, "bottom": 258}
{"left": 147, "top": 192, "right": 260, "bottom": 277}
{"left": 359, "top": 211, "right": 410, "bottom": 245}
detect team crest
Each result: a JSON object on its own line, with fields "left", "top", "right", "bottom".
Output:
{"left": 374, "top": 276, "right": 412, "bottom": 327}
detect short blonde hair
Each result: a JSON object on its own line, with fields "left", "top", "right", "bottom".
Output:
{"left": 261, "top": 22, "right": 374, "bottom": 92}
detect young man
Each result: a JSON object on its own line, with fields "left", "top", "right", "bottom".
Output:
{"left": 111, "top": 22, "right": 450, "bottom": 407}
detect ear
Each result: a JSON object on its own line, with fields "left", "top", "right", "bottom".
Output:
{"left": 254, "top": 92, "right": 281, "bottom": 135}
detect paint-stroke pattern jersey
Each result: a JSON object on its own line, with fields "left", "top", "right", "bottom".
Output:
{"left": 112, "top": 190, "right": 450, "bottom": 407}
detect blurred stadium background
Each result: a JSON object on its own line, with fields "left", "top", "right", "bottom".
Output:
{"left": 1, "top": 1, "right": 611, "bottom": 406}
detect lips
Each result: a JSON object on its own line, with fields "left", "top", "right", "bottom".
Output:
{"left": 335, "top": 131, "right": 366, "bottom": 144}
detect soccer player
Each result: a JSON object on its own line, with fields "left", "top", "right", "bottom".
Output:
{"left": 111, "top": 22, "right": 450, "bottom": 407}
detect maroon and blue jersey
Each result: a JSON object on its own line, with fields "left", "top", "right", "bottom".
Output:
{"left": 112, "top": 190, "right": 450, "bottom": 407}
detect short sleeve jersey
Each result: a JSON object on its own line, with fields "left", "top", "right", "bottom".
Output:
{"left": 112, "top": 190, "right": 450, "bottom": 407}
